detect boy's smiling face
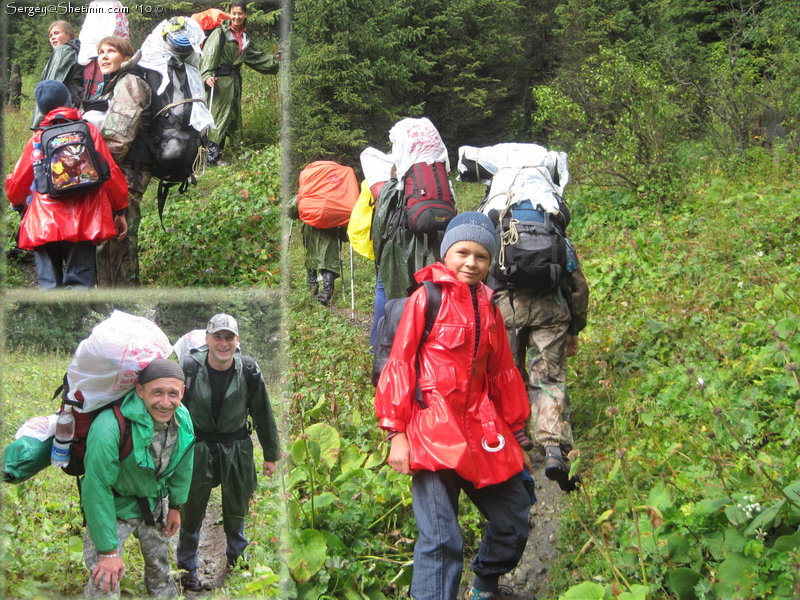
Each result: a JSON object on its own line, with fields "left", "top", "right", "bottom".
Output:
{"left": 443, "top": 241, "right": 491, "bottom": 285}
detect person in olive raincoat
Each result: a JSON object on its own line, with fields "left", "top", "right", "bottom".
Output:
{"left": 176, "top": 313, "right": 279, "bottom": 592}
{"left": 199, "top": 1, "right": 280, "bottom": 164}
{"left": 31, "top": 21, "right": 84, "bottom": 129}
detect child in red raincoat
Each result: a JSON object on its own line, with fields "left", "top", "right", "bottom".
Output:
{"left": 375, "top": 211, "right": 535, "bottom": 600}
{"left": 5, "top": 80, "right": 127, "bottom": 288}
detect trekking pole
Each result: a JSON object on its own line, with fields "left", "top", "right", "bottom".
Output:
{"left": 209, "top": 84, "right": 215, "bottom": 113}
{"left": 350, "top": 243, "right": 355, "bottom": 320}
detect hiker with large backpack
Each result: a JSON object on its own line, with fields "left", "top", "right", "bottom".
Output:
{"left": 31, "top": 21, "right": 84, "bottom": 129}
{"left": 459, "top": 143, "right": 590, "bottom": 493}
{"left": 5, "top": 80, "right": 128, "bottom": 288}
{"left": 82, "top": 358, "right": 194, "bottom": 597}
{"left": 176, "top": 314, "right": 280, "bottom": 592}
{"left": 372, "top": 117, "right": 457, "bottom": 304}
{"left": 200, "top": 1, "right": 280, "bottom": 165}
{"left": 295, "top": 161, "right": 360, "bottom": 305}
{"left": 375, "top": 212, "right": 534, "bottom": 600}
{"left": 89, "top": 36, "right": 153, "bottom": 287}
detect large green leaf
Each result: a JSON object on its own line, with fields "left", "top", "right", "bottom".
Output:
{"left": 667, "top": 567, "right": 702, "bottom": 600}
{"left": 714, "top": 553, "right": 756, "bottom": 599}
{"left": 285, "top": 528, "right": 328, "bottom": 583}
{"left": 559, "top": 581, "right": 607, "bottom": 600}
{"left": 305, "top": 422, "right": 341, "bottom": 468}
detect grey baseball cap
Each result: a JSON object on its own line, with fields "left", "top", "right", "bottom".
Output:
{"left": 206, "top": 313, "right": 239, "bottom": 336}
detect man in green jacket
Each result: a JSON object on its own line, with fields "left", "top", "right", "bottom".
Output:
{"left": 82, "top": 359, "right": 194, "bottom": 598}
{"left": 177, "top": 313, "right": 279, "bottom": 592}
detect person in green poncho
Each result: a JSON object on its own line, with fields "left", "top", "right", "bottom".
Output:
{"left": 31, "top": 21, "right": 84, "bottom": 129}
{"left": 199, "top": 1, "right": 280, "bottom": 165}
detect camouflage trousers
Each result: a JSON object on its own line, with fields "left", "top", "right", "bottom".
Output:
{"left": 83, "top": 512, "right": 177, "bottom": 598}
{"left": 96, "top": 164, "right": 151, "bottom": 287}
{"left": 495, "top": 289, "right": 574, "bottom": 452}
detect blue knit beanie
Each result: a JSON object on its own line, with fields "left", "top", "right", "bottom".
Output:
{"left": 35, "top": 80, "right": 71, "bottom": 115}
{"left": 440, "top": 211, "right": 498, "bottom": 260}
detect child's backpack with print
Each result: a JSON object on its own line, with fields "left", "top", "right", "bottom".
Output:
{"left": 35, "top": 119, "right": 110, "bottom": 198}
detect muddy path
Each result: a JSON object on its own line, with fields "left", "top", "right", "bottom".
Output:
{"left": 170, "top": 503, "right": 229, "bottom": 596}
{"left": 500, "top": 455, "right": 565, "bottom": 600}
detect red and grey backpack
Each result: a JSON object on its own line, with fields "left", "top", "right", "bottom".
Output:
{"left": 402, "top": 162, "right": 457, "bottom": 234}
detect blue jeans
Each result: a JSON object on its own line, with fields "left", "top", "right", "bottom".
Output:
{"left": 410, "top": 470, "right": 532, "bottom": 600}
{"left": 34, "top": 241, "right": 96, "bottom": 288}
{"left": 369, "top": 272, "right": 387, "bottom": 351}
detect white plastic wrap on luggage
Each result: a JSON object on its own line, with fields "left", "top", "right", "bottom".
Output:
{"left": 359, "top": 147, "right": 395, "bottom": 188}
{"left": 388, "top": 117, "right": 450, "bottom": 183}
{"left": 481, "top": 166, "right": 563, "bottom": 216}
{"left": 139, "top": 18, "right": 214, "bottom": 133}
{"left": 14, "top": 415, "right": 58, "bottom": 442}
{"left": 172, "top": 329, "right": 208, "bottom": 363}
{"left": 458, "top": 143, "right": 569, "bottom": 195}
{"left": 77, "top": 1, "right": 130, "bottom": 66}
{"left": 66, "top": 311, "right": 172, "bottom": 412}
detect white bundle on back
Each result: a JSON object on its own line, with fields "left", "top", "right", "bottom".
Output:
{"left": 66, "top": 311, "right": 172, "bottom": 412}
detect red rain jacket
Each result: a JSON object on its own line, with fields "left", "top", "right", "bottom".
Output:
{"left": 375, "top": 262, "right": 530, "bottom": 487}
{"left": 6, "top": 107, "right": 128, "bottom": 250}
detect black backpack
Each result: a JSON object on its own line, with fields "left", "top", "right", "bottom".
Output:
{"left": 371, "top": 281, "right": 442, "bottom": 393}
{"left": 35, "top": 119, "right": 111, "bottom": 198}
{"left": 489, "top": 199, "right": 569, "bottom": 294}
{"left": 139, "top": 60, "right": 208, "bottom": 230}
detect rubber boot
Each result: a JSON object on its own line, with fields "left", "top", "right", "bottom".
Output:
{"left": 315, "top": 270, "right": 336, "bottom": 306}
{"left": 544, "top": 445, "right": 579, "bottom": 492}
{"left": 307, "top": 269, "right": 319, "bottom": 297}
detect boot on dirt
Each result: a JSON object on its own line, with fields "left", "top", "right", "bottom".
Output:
{"left": 307, "top": 269, "right": 319, "bottom": 296}
{"left": 544, "top": 445, "right": 579, "bottom": 493}
{"left": 314, "top": 269, "right": 336, "bottom": 306}
{"left": 180, "top": 571, "right": 211, "bottom": 592}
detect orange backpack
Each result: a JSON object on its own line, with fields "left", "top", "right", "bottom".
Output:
{"left": 297, "top": 161, "right": 359, "bottom": 229}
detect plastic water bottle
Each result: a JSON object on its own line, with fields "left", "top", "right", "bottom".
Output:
{"left": 32, "top": 141, "right": 48, "bottom": 193}
{"left": 51, "top": 406, "right": 75, "bottom": 468}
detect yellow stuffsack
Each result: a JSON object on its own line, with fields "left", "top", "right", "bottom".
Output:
{"left": 347, "top": 180, "right": 376, "bottom": 260}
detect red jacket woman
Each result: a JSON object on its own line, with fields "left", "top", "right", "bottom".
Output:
{"left": 375, "top": 261, "right": 530, "bottom": 488}
{"left": 6, "top": 106, "right": 128, "bottom": 250}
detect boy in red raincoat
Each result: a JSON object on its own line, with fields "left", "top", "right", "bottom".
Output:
{"left": 375, "top": 212, "right": 534, "bottom": 600}
{"left": 5, "top": 80, "right": 127, "bottom": 288}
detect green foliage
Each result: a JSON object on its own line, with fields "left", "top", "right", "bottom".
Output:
{"left": 139, "top": 146, "right": 282, "bottom": 286}
{"left": 549, "top": 161, "right": 800, "bottom": 598}
{"left": 289, "top": 0, "right": 554, "bottom": 168}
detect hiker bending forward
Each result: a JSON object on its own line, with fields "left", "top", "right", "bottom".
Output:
{"left": 375, "top": 212, "right": 533, "bottom": 600}
{"left": 82, "top": 359, "right": 194, "bottom": 598}
{"left": 177, "top": 314, "right": 280, "bottom": 592}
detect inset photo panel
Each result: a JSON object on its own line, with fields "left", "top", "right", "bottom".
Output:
{"left": 1, "top": 289, "right": 286, "bottom": 597}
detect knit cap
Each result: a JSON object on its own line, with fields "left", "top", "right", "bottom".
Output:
{"left": 138, "top": 359, "right": 185, "bottom": 384}
{"left": 35, "top": 80, "right": 71, "bottom": 115}
{"left": 440, "top": 211, "right": 498, "bottom": 260}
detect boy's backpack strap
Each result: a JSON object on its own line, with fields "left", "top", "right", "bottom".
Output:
{"left": 420, "top": 281, "right": 442, "bottom": 339}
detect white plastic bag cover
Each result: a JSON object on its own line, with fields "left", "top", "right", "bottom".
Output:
{"left": 389, "top": 117, "right": 450, "bottom": 183}
{"left": 458, "top": 143, "right": 569, "bottom": 194}
{"left": 481, "top": 166, "right": 563, "bottom": 217}
{"left": 359, "top": 147, "right": 394, "bottom": 188}
{"left": 15, "top": 414, "right": 58, "bottom": 442}
{"left": 139, "top": 18, "right": 214, "bottom": 133}
{"left": 172, "top": 329, "right": 207, "bottom": 364}
{"left": 78, "top": 1, "right": 130, "bottom": 66}
{"left": 66, "top": 311, "right": 172, "bottom": 412}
